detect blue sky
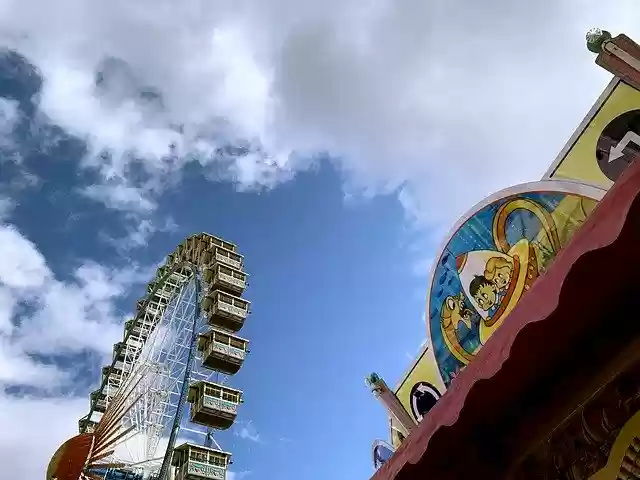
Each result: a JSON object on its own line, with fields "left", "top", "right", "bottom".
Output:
{"left": 0, "top": 3, "right": 637, "bottom": 480}
{"left": 0, "top": 51, "right": 429, "bottom": 480}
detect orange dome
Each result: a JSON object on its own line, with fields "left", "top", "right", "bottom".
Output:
{"left": 46, "top": 434, "right": 93, "bottom": 480}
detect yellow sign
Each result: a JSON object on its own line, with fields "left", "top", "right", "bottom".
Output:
{"left": 394, "top": 346, "right": 445, "bottom": 427}
{"left": 545, "top": 79, "right": 640, "bottom": 189}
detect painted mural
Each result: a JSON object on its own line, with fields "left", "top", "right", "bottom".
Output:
{"left": 427, "top": 181, "right": 606, "bottom": 387}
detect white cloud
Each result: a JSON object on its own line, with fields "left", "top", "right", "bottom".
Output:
{"left": 228, "top": 471, "right": 252, "bottom": 480}
{"left": 234, "top": 420, "right": 263, "bottom": 443}
{"left": 0, "top": 225, "right": 150, "bottom": 358}
{"left": 0, "top": 96, "right": 17, "bottom": 124}
{"left": 0, "top": 223, "right": 158, "bottom": 478}
{"left": 0, "top": 225, "right": 50, "bottom": 290}
{"left": 0, "top": 195, "right": 15, "bottom": 223}
{"left": 101, "top": 216, "right": 178, "bottom": 254}
{"left": 0, "top": 395, "right": 87, "bottom": 480}
{"left": 0, "top": 336, "right": 70, "bottom": 387}
{"left": 0, "top": 97, "right": 22, "bottom": 163}
{"left": 82, "top": 183, "right": 158, "bottom": 213}
{"left": 16, "top": 265, "right": 130, "bottom": 356}
{"left": 0, "top": 0, "right": 636, "bottom": 227}
{"left": 0, "top": 287, "right": 16, "bottom": 334}
{"left": 0, "top": 96, "right": 18, "bottom": 134}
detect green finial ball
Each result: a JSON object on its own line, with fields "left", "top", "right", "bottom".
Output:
{"left": 366, "top": 372, "right": 380, "bottom": 385}
{"left": 586, "top": 28, "right": 612, "bottom": 54}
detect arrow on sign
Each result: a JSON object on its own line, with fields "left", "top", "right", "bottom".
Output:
{"left": 609, "top": 131, "right": 640, "bottom": 162}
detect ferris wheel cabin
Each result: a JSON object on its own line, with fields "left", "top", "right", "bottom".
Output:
{"left": 187, "top": 381, "right": 243, "bottom": 430}
{"left": 167, "top": 234, "right": 243, "bottom": 276}
{"left": 171, "top": 442, "right": 232, "bottom": 480}
{"left": 112, "top": 341, "right": 141, "bottom": 367}
{"left": 101, "top": 365, "right": 124, "bottom": 392}
{"left": 90, "top": 390, "right": 108, "bottom": 413}
{"left": 197, "top": 329, "right": 249, "bottom": 375}
{"left": 201, "top": 291, "right": 250, "bottom": 333}
{"left": 196, "top": 232, "right": 237, "bottom": 252}
{"left": 203, "top": 263, "right": 247, "bottom": 296}
{"left": 198, "top": 244, "right": 243, "bottom": 271}
{"left": 123, "top": 319, "right": 148, "bottom": 342}
{"left": 78, "top": 417, "right": 98, "bottom": 434}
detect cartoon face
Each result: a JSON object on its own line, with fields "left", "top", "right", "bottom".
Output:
{"left": 444, "top": 292, "right": 472, "bottom": 329}
{"left": 492, "top": 265, "right": 512, "bottom": 291}
{"left": 473, "top": 282, "right": 497, "bottom": 311}
{"left": 484, "top": 256, "right": 513, "bottom": 292}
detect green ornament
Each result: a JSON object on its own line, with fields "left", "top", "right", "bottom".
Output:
{"left": 586, "top": 28, "right": 612, "bottom": 54}
{"left": 367, "top": 372, "right": 380, "bottom": 385}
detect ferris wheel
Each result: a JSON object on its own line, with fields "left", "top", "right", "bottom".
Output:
{"left": 47, "top": 233, "right": 252, "bottom": 480}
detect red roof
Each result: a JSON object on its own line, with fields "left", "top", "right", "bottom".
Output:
{"left": 373, "top": 158, "right": 640, "bottom": 479}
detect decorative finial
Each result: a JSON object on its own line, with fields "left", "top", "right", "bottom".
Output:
{"left": 366, "top": 372, "right": 381, "bottom": 387}
{"left": 586, "top": 28, "right": 612, "bottom": 54}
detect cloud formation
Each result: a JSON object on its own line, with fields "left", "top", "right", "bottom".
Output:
{"left": 1, "top": 1, "right": 640, "bottom": 478}
{"left": 0, "top": 222, "right": 157, "bottom": 477}
{"left": 0, "top": 0, "right": 637, "bottom": 229}
{"left": 0, "top": 395, "right": 87, "bottom": 480}
{"left": 0, "top": 225, "right": 156, "bottom": 359}
{"left": 234, "top": 420, "right": 263, "bottom": 444}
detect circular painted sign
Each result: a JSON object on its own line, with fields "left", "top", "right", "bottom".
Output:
{"left": 425, "top": 181, "right": 606, "bottom": 389}
{"left": 596, "top": 109, "right": 640, "bottom": 181}
{"left": 409, "top": 381, "right": 441, "bottom": 422}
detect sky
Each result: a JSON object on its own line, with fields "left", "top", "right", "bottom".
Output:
{"left": 0, "top": 1, "right": 639, "bottom": 479}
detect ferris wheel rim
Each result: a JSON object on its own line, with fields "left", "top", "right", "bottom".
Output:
{"left": 84, "top": 261, "right": 199, "bottom": 421}
{"left": 89, "top": 261, "right": 203, "bottom": 477}
{"left": 156, "top": 264, "right": 202, "bottom": 480}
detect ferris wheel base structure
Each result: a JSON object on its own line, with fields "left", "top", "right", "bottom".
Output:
{"left": 48, "top": 233, "right": 253, "bottom": 480}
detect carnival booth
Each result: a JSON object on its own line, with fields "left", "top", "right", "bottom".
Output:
{"left": 369, "top": 30, "right": 640, "bottom": 480}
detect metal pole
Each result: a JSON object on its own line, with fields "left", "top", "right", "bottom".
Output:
{"left": 365, "top": 373, "right": 417, "bottom": 437}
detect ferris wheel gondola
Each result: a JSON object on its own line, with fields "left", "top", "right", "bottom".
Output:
{"left": 47, "top": 233, "right": 252, "bottom": 480}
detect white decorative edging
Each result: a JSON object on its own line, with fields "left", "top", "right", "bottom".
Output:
{"left": 203, "top": 396, "right": 238, "bottom": 414}
{"left": 188, "top": 461, "right": 226, "bottom": 479}
{"left": 207, "top": 342, "right": 246, "bottom": 361}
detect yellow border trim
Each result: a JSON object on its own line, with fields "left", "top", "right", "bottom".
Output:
{"left": 591, "top": 410, "right": 640, "bottom": 480}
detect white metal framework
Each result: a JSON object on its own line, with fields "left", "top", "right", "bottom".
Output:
{"left": 76, "top": 233, "right": 248, "bottom": 480}
{"left": 90, "top": 269, "right": 223, "bottom": 476}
